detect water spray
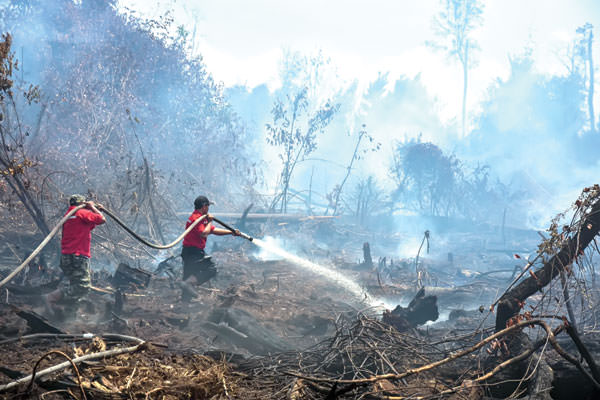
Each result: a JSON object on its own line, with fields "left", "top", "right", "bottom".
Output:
{"left": 211, "top": 218, "right": 383, "bottom": 309}
{"left": 253, "top": 237, "right": 383, "bottom": 308}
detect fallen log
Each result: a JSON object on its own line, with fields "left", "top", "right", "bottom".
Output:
{"left": 4, "top": 279, "right": 61, "bottom": 295}
{"left": 495, "top": 190, "right": 600, "bottom": 332}
{"left": 177, "top": 212, "right": 335, "bottom": 221}
{"left": 0, "top": 339, "right": 147, "bottom": 393}
{"left": 13, "top": 306, "right": 64, "bottom": 334}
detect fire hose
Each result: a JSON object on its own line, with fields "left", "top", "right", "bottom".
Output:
{"left": 101, "top": 208, "right": 253, "bottom": 245}
{"left": 211, "top": 216, "right": 254, "bottom": 242}
{"left": 0, "top": 205, "right": 253, "bottom": 289}
{"left": 100, "top": 208, "right": 208, "bottom": 250}
{"left": 0, "top": 204, "right": 86, "bottom": 289}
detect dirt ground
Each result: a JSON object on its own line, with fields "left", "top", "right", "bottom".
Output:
{"left": 0, "top": 218, "right": 599, "bottom": 399}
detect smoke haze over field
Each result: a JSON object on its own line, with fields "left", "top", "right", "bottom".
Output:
{"left": 117, "top": 0, "right": 600, "bottom": 228}
{"left": 1, "top": 0, "right": 599, "bottom": 235}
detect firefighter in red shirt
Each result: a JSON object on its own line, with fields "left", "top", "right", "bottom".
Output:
{"left": 181, "top": 195, "right": 239, "bottom": 298}
{"left": 48, "top": 194, "right": 105, "bottom": 319}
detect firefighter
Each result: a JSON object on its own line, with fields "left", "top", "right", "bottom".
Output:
{"left": 46, "top": 194, "right": 105, "bottom": 319}
{"left": 180, "top": 195, "right": 239, "bottom": 300}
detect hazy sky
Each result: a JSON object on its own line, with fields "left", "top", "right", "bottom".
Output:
{"left": 114, "top": 0, "right": 600, "bottom": 228}
{"left": 119, "top": 0, "right": 600, "bottom": 122}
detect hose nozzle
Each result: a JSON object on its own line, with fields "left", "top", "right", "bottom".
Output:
{"left": 239, "top": 232, "right": 253, "bottom": 242}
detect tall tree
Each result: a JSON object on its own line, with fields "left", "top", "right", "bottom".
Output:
{"left": 430, "top": 0, "right": 484, "bottom": 137}
{"left": 575, "top": 23, "right": 595, "bottom": 133}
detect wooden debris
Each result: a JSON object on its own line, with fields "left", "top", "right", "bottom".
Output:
{"left": 382, "top": 288, "right": 439, "bottom": 332}
{"left": 13, "top": 306, "right": 64, "bottom": 334}
{"left": 112, "top": 263, "right": 151, "bottom": 290}
{"left": 206, "top": 307, "right": 290, "bottom": 355}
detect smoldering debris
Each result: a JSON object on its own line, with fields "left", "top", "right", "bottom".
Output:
{"left": 1, "top": 192, "right": 600, "bottom": 398}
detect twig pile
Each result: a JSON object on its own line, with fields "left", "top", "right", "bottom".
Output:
{"left": 237, "top": 313, "right": 476, "bottom": 399}
{"left": 0, "top": 334, "right": 239, "bottom": 399}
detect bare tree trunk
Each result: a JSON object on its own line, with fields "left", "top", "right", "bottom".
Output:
{"left": 282, "top": 174, "right": 289, "bottom": 214}
{"left": 560, "top": 269, "right": 578, "bottom": 332}
{"left": 587, "top": 29, "right": 595, "bottom": 133}
{"left": 308, "top": 166, "right": 314, "bottom": 215}
{"left": 143, "top": 158, "right": 165, "bottom": 243}
{"left": 362, "top": 242, "right": 373, "bottom": 268}
{"left": 461, "top": 41, "right": 469, "bottom": 138}
{"left": 333, "top": 128, "right": 366, "bottom": 215}
{"left": 495, "top": 198, "right": 600, "bottom": 331}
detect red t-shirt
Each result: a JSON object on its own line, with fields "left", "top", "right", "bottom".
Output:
{"left": 182, "top": 210, "right": 215, "bottom": 250}
{"left": 61, "top": 206, "right": 105, "bottom": 257}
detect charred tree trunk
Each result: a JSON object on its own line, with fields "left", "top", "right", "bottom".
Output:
{"left": 362, "top": 242, "right": 373, "bottom": 268}
{"left": 495, "top": 198, "right": 600, "bottom": 331}
{"left": 237, "top": 203, "right": 253, "bottom": 232}
{"left": 382, "top": 288, "right": 438, "bottom": 332}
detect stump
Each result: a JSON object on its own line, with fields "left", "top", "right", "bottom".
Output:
{"left": 382, "top": 288, "right": 438, "bottom": 332}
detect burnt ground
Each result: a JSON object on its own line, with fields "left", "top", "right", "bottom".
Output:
{"left": 0, "top": 217, "right": 599, "bottom": 399}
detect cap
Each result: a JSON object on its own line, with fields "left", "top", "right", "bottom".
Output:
{"left": 69, "top": 194, "right": 86, "bottom": 206}
{"left": 194, "top": 195, "right": 214, "bottom": 209}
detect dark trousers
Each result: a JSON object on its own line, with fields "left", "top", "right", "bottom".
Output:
{"left": 181, "top": 246, "right": 216, "bottom": 285}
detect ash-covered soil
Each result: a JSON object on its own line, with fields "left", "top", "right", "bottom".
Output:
{"left": 1, "top": 217, "right": 598, "bottom": 399}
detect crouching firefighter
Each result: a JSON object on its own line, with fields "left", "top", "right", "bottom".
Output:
{"left": 46, "top": 194, "right": 106, "bottom": 320}
{"left": 180, "top": 195, "right": 239, "bottom": 301}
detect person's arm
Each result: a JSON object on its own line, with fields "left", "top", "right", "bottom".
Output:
{"left": 200, "top": 213, "right": 215, "bottom": 238}
{"left": 211, "top": 227, "right": 240, "bottom": 236}
{"left": 203, "top": 213, "right": 240, "bottom": 237}
{"left": 84, "top": 201, "right": 106, "bottom": 224}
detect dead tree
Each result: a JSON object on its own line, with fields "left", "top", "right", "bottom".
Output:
{"left": 495, "top": 190, "right": 600, "bottom": 331}
{"left": 362, "top": 242, "right": 373, "bottom": 268}
{"left": 0, "top": 34, "right": 50, "bottom": 236}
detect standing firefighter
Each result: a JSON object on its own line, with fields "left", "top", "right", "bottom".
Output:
{"left": 180, "top": 195, "right": 239, "bottom": 299}
{"left": 47, "top": 194, "right": 105, "bottom": 319}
